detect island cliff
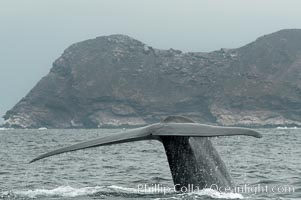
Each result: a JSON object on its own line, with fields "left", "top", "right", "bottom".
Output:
{"left": 3, "top": 29, "right": 301, "bottom": 128}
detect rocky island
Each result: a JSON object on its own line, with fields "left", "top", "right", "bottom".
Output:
{"left": 3, "top": 29, "right": 301, "bottom": 128}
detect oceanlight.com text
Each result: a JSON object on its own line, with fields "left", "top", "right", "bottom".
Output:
{"left": 137, "top": 184, "right": 295, "bottom": 194}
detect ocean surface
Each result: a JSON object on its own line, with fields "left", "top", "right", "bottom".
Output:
{"left": 0, "top": 128, "right": 300, "bottom": 200}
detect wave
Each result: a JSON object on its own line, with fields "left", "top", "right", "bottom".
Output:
{"left": 0, "top": 186, "right": 104, "bottom": 198}
{"left": 0, "top": 186, "right": 244, "bottom": 199}
{"left": 276, "top": 126, "right": 299, "bottom": 129}
{"left": 0, "top": 127, "right": 14, "bottom": 131}
{"left": 0, "top": 185, "right": 147, "bottom": 199}
{"left": 175, "top": 189, "right": 243, "bottom": 199}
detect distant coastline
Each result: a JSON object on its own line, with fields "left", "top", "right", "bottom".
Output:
{"left": 3, "top": 29, "right": 301, "bottom": 129}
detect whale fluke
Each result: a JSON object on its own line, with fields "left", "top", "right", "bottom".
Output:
{"left": 29, "top": 125, "right": 154, "bottom": 163}
{"left": 30, "top": 116, "right": 262, "bottom": 191}
{"left": 30, "top": 118, "right": 261, "bottom": 163}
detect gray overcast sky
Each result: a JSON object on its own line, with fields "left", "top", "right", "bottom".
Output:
{"left": 1, "top": 0, "right": 301, "bottom": 123}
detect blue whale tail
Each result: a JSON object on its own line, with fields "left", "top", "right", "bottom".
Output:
{"left": 30, "top": 116, "right": 262, "bottom": 191}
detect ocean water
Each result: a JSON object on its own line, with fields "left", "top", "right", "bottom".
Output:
{"left": 0, "top": 128, "right": 300, "bottom": 200}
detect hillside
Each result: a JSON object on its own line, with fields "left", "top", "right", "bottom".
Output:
{"left": 3, "top": 29, "right": 301, "bottom": 128}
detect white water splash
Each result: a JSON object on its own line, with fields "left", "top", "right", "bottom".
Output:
{"left": 192, "top": 188, "right": 244, "bottom": 199}
{"left": 1, "top": 186, "right": 243, "bottom": 199}
{"left": 9, "top": 186, "right": 104, "bottom": 198}
{"left": 108, "top": 185, "right": 138, "bottom": 193}
{"left": 108, "top": 186, "right": 244, "bottom": 199}
{"left": 155, "top": 188, "right": 244, "bottom": 200}
{"left": 1, "top": 185, "right": 150, "bottom": 198}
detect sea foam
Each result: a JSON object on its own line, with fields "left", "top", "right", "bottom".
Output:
{"left": 1, "top": 186, "right": 244, "bottom": 199}
{"left": 1, "top": 186, "right": 103, "bottom": 198}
